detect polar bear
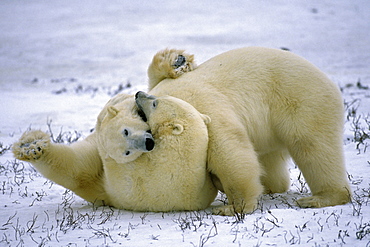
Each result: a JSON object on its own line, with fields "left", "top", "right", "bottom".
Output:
{"left": 146, "top": 47, "right": 351, "bottom": 216}
{"left": 100, "top": 92, "right": 217, "bottom": 211}
{"left": 13, "top": 93, "right": 217, "bottom": 211}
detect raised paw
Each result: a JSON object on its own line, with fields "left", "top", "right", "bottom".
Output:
{"left": 12, "top": 130, "right": 51, "bottom": 161}
{"left": 172, "top": 54, "right": 186, "bottom": 69}
{"left": 170, "top": 52, "right": 196, "bottom": 77}
{"left": 148, "top": 48, "right": 197, "bottom": 90}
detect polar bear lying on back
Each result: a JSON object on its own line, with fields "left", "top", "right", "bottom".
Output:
{"left": 99, "top": 92, "right": 217, "bottom": 211}
{"left": 13, "top": 93, "right": 217, "bottom": 211}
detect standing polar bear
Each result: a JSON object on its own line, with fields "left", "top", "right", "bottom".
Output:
{"left": 147, "top": 47, "right": 351, "bottom": 216}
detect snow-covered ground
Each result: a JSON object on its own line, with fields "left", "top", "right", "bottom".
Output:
{"left": 1, "top": 1, "right": 369, "bottom": 246}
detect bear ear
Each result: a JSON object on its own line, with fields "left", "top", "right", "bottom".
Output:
{"left": 107, "top": 106, "right": 119, "bottom": 118}
{"left": 172, "top": 123, "right": 184, "bottom": 135}
{"left": 200, "top": 114, "right": 211, "bottom": 125}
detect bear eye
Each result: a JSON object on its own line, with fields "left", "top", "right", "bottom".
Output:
{"left": 123, "top": 129, "right": 129, "bottom": 136}
{"left": 124, "top": 151, "right": 131, "bottom": 156}
{"left": 152, "top": 100, "right": 158, "bottom": 108}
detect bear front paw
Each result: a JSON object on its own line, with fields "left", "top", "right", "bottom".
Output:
{"left": 212, "top": 205, "right": 236, "bottom": 216}
{"left": 12, "top": 130, "right": 51, "bottom": 161}
{"left": 212, "top": 200, "right": 257, "bottom": 216}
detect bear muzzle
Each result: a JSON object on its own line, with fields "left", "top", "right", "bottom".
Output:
{"left": 135, "top": 91, "right": 157, "bottom": 123}
{"left": 125, "top": 131, "right": 155, "bottom": 153}
{"left": 139, "top": 131, "right": 155, "bottom": 152}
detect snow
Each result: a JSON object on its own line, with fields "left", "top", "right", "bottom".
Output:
{"left": 1, "top": 0, "right": 369, "bottom": 246}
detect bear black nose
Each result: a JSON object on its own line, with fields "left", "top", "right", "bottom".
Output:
{"left": 135, "top": 91, "right": 142, "bottom": 100}
{"left": 145, "top": 137, "right": 155, "bottom": 151}
{"left": 135, "top": 91, "right": 156, "bottom": 100}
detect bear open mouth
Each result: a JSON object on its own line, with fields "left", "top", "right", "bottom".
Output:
{"left": 138, "top": 108, "right": 147, "bottom": 122}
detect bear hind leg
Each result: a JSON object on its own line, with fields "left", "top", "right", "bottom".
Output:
{"left": 148, "top": 48, "right": 197, "bottom": 90}
{"left": 259, "top": 149, "right": 290, "bottom": 194}
{"left": 288, "top": 138, "right": 351, "bottom": 208}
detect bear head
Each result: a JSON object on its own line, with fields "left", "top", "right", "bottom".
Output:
{"left": 96, "top": 94, "right": 155, "bottom": 163}
{"left": 135, "top": 91, "right": 211, "bottom": 147}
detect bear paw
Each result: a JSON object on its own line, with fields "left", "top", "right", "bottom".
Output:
{"left": 212, "top": 202, "right": 256, "bottom": 216}
{"left": 161, "top": 48, "right": 196, "bottom": 79}
{"left": 12, "top": 130, "right": 51, "bottom": 161}
{"left": 171, "top": 53, "right": 195, "bottom": 77}
{"left": 296, "top": 191, "right": 351, "bottom": 208}
{"left": 212, "top": 205, "right": 236, "bottom": 216}
{"left": 149, "top": 48, "right": 197, "bottom": 88}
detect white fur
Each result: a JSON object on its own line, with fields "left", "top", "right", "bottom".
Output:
{"left": 148, "top": 47, "right": 351, "bottom": 215}
{"left": 13, "top": 94, "right": 217, "bottom": 212}
{"left": 98, "top": 95, "right": 217, "bottom": 211}
{"left": 12, "top": 47, "right": 351, "bottom": 215}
